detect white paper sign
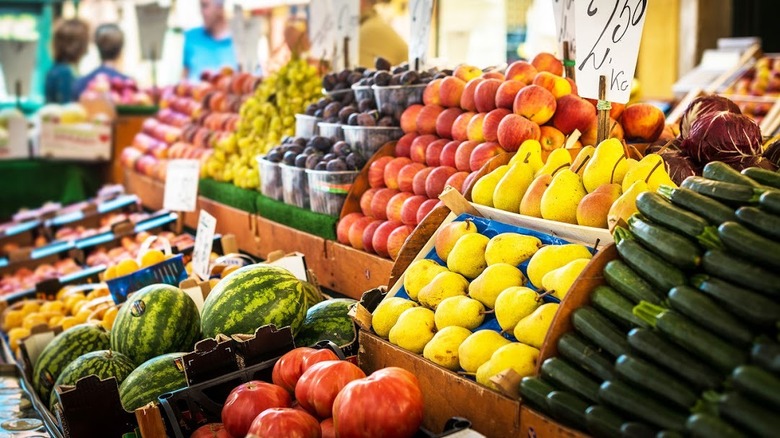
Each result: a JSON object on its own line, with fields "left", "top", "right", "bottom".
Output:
{"left": 163, "top": 159, "right": 200, "bottom": 212}
{"left": 553, "top": 0, "right": 576, "bottom": 58}
{"left": 332, "top": 0, "right": 360, "bottom": 70}
{"left": 574, "top": 0, "right": 648, "bottom": 104}
{"left": 192, "top": 209, "right": 217, "bottom": 281}
{"left": 309, "top": 0, "right": 335, "bottom": 62}
{"left": 230, "top": 6, "right": 262, "bottom": 73}
{"left": 408, "top": 0, "right": 434, "bottom": 69}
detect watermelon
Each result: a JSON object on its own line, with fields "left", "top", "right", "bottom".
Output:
{"left": 110, "top": 284, "right": 201, "bottom": 365}
{"left": 50, "top": 350, "right": 136, "bottom": 409}
{"left": 200, "top": 264, "right": 308, "bottom": 338}
{"left": 119, "top": 352, "right": 187, "bottom": 412}
{"left": 32, "top": 323, "right": 110, "bottom": 404}
{"left": 294, "top": 298, "right": 357, "bottom": 348}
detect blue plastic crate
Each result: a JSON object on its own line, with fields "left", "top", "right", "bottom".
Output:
{"left": 106, "top": 254, "right": 188, "bottom": 303}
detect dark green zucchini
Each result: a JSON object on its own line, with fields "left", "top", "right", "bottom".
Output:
{"left": 571, "top": 306, "right": 630, "bottom": 358}
{"left": 657, "top": 185, "right": 737, "bottom": 225}
{"left": 718, "top": 392, "right": 780, "bottom": 438}
{"left": 616, "top": 238, "right": 687, "bottom": 293}
{"left": 702, "top": 250, "right": 780, "bottom": 297}
{"left": 692, "top": 274, "right": 780, "bottom": 327}
{"left": 735, "top": 206, "right": 780, "bottom": 240}
{"left": 742, "top": 166, "right": 780, "bottom": 189}
{"left": 718, "top": 221, "right": 780, "bottom": 269}
{"left": 540, "top": 358, "right": 600, "bottom": 403}
{"left": 557, "top": 333, "right": 617, "bottom": 382}
{"left": 656, "top": 431, "right": 684, "bottom": 438}
{"left": 751, "top": 341, "right": 780, "bottom": 374}
{"left": 627, "top": 214, "right": 702, "bottom": 269}
{"left": 732, "top": 365, "right": 780, "bottom": 409}
{"left": 635, "top": 191, "right": 722, "bottom": 249}
{"left": 599, "top": 380, "right": 687, "bottom": 431}
{"left": 681, "top": 176, "right": 765, "bottom": 204}
{"left": 519, "top": 376, "right": 555, "bottom": 412}
{"left": 603, "top": 259, "right": 665, "bottom": 305}
{"left": 668, "top": 286, "right": 753, "bottom": 346}
{"left": 546, "top": 390, "right": 589, "bottom": 430}
{"left": 703, "top": 161, "right": 761, "bottom": 187}
{"left": 686, "top": 413, "right": 745, "bottom": 438}
{"left": 759, "top": 190, "right": 780, "bottom": 214}
{"left": 591, "top": 285, "right": 650, "bottom": 329}
{"left": 586, "top": 405, "right": 623, "bottom": 438}
{"left": 614, "top": 354, "right": 699, "bottom": 409}
{"left": 620, "top": 422, "right": 657, "bottom": 438}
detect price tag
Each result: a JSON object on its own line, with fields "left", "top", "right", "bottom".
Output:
{"left": 553, "top": 0, "right": 576, "bottom": 57}
{"left": 309, "top": 0, "right": 335, "bottom": 62}
{"left": 163, "top": 159, "right": 200, "bottom": 212}
{"left": 332, "top": 0, "right": 360, "bottom": 70}
{"left": 574, "top": 0, "right": 648, "bottom": 104}
{"left": 192, "top": 210, "right": 217, "bottom": 281}
{"left": 408, "top": 0, "right": 434, "bottom": 69}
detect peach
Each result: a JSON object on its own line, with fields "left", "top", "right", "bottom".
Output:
{"left": 506, "top": 60, "right": 538, "bottom": 84}
{"left": 398, "top": 162, "right": 427, "bottom": 193}
{"left": 532, "top": 72, "right": 572, "bottom": 99}
{"left": 445, "top": 171, "right": 470, "bottom": 193}
{"left": 372, "top": 221, "right": 404, "bottom": 258}
{"left": 439, "top": 76, "right": 467, "bottom": 108}
{"left": 426, "top": 166, "right": 459, "bottom": 199}
{"left": 460, "top": 78, "right": 484, "bottom": 112}
{"left": 495, "top": 80, "right": 526, "bottom": 110}
{"left": 368, "top": 156, "right": 394, "bottom": 188}
{"left": 416, "top": 199, "right": 440, "bottom": 224}
{"left": 497, "top": 114, "right": 541, "bottom": 152}
{"left": 482, "top": 71, "right": 505, "bottom": 81}
{"left": 440, "top": 140, "right": 461, "bottom": 168}
{"left": 400, "top": 104, "right": 424, "bottom": 134}
{"left": 451, "top": 112, "right": 476, "bottom": 141}
{"left": 454, "top": 64, "right": 482, "bottom": 82}
{"left": 349, "top": 216, "right": 378, "bottom": 250}
{"left": 409, "top": 134, "right": 438, "bottom": 164}
{"left": 539, "top": 125, "right": 566, "bottom": 151}
{"left": 388, "top": 225, "right": 415, "bottom": 260}
{"left": 425, "top": 139, "right": 449, "bottom": 167}
{"left": 423, "top": 79, "right": 443, "bottom": 106}
{"left": 483, "top": 108, "right": 511, "bottom": 143}
{"left": 412, "top": 167, "right": 435, "bottom": 196}
{"left": 576, "top": 183, "right": 622, "bottom": 228}
{"left": 401, "top": 195, "right": 427, "bottom": 225}
{"left": 552, "top": 95, "right": 597, "bottom": 135}
{"left": 383, "top": 157, "right": 413, "bottom": 189}
{"left": 513, "top": 84, "right": 557, "bottom": 125}
{"left": 519, "top": 174, "right": 553, "bottom": 217}
{"left": 361, "top": 220, "right": 384, "bottom": 254}
{"left": 337, "top": 212, "right": 364, "bottom": 244}
{"left": 474, "top": 79, "right": 503, "bottom": 113}
{"left": 467, "top": 112, "right": 487, "bottom": 142}
{"left": 620, "top": 103, "right": 665, "bottom": 142}
{"left": 416, "top": 104, "right": 445, "bottom": 136}
{"left": 531, "top": 52, "right": 564, "bottom": 76}
{"left": 386, "top": 192, "right": 414, "bottom": 223}
{"left": 454, "top": 140, "right": 481, "bottom": 171}
{"left": 469, "top": 142, "right": 505, "bottom": 172}
{"left": 370, "top": 188, "right": 400, "bottom": 220}
{"left": 436, "top": 107, "right": 464, "bottom": 139}
{"left": 360, "top": 188, "right": 381, "bottom": 216}
{"left": 395, "top": 132, "right": 417, "bottom": 158}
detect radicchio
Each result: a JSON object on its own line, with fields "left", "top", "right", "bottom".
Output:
{"left": 679, "top": 95, "right": 741, "bottom": 138}
{"left": 680, "top": 111, "right": 763, "bottom": 171}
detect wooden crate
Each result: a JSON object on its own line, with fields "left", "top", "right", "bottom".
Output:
{"left": 520, "top": 405, "right": 589, "bottom": 438}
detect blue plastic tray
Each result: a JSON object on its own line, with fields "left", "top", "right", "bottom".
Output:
{"left": 106, "top": 254, "right": 188, "bottom": 303}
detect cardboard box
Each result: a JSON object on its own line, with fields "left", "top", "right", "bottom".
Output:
{"left": 38, "top": 121, "right": 112, "bottom": 161}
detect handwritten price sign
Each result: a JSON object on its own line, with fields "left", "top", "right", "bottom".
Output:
{"left": 332, "top": 0, "right": 360, "bottom": 70}
{"left": 163, "top": 159, "right": 200, "bottom": 212}
{"left": 575, "top": 0, "right": 648, "bottom": 104}
{"left": 409, "top": 0, "right": 434, "bottom": 69}
{"left": 309, "top": 0, "right": 335, "bottom": 63}
{"left": 192, "top": 209, "right": 217, "bottom": 281}
{"left": 553, "top": 0, "right": 576, "bottom": 57}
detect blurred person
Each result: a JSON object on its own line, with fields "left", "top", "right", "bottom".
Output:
{"left": 72, "top": 24, "right": 129, "bottom": 99}
{"left": 45, "top": 19, "right": 89, "bottom": 103}
{"left": 182, "top": 0, "right": 238, "bottom": 81}
{"left": 359, "top": 0, "right": 407, "bottom": 68}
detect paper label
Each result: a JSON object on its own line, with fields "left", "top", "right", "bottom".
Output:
{"left": 163, "top": 159, "right": 200, "bottom": 212}
{"left": 574, "top": 0, "right": 649, "bottom": 104}
{"left": 192, "top": 209, "right": 217, "bottom": 281}
{"left": 408, "top": 0, "right": 435, "bottom": 69}
{"left": 230, "top": 6, "right": 262, "bottom": 73}
{"left": 332, "top": 0, "right": 360, "bottom": 70}
{"left": 552, "top": 0, "right": 576, "bottom": 57}
{"left": 309, "top": 0, "right": 335, "bottom": 62}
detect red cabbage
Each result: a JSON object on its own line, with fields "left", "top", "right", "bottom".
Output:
{"left": 679, "top": 95, "right": 741, "bottom": 138}
{"left": 659, "top": 148, "right": 700, "bottom": 185}
{"left": 680, "top": 111, "right": 763, "bottom": 171}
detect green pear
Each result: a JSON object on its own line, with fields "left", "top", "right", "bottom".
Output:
{"left": 447, "top": 233, "right": 490, "bottom": 279}
{"left": 582, "top": 138, "right": 629, "bottom": 193}
{"left": 484, "top": 233, "right": 542, "bottom": 266}
{"left": 403, "top": 259, "right": 448, "bottom": 301}
{"left": 458, "top": 330, "right": 511, "bottom": 373}
{"left": 526, "top": 244, "right": 593, "bottom": 288}
{"left": 388, "top": 307, "right": 436, "bottom": 354}
{"left": 493, "top": 162, "right": 535, "bottom": 213}
{"left": 371, "top": 297, "right": 418, "bottom": 338}
{"left": 476, "top": 342, "right": 540, "bottom": 390}
{"left": 513, "top": 303, "right": 560, "bottom": 349}
{"left": 494, "top": 287, "right": 540, "bottom": 332}
{"left": 434, "top": 219, "right": 478, "bottom": 262}
{"left": 540, "top": 169, "right": 587, "bottom": 224}
{"left": 434, "top": 295, "right": 485, "bottom": 330}
{"left": 422, "top": 326, "right": 472, "bottom": 371}
{"left": 541, "top": 258, "right": 591, "bottom": 299}
{"left": 417, "top": 271, "right": 469, "bottom": 309}
{"left": 468, "top": 263, "right": 526, "bottom": 309}
{"left": 471, "top": 165, "right": 510, "bottom": 207}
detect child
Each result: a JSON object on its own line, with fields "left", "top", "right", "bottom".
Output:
{"left": 45, "top": 19, "right": 89, "bottom": 103}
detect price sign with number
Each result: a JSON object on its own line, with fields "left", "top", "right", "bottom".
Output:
{"left": 575, "top": 0, "right": 648, "bottom": 104}
{"left": 409, "top": 0, "right": 434, "bottom": 69}
{"left": 164, "top": 159, "right": 200, "bottom": 212}
{"left": 331, "top": 0, "right": 360, "bottom": 70}
{"left": 553, "top": 0, "right": 576, "bottom": 57}
{"left": 309, "top": 0, "right": 335, "bottom": 62}
{"left": 192, "top": 210, "right": 217, "bottom": 281}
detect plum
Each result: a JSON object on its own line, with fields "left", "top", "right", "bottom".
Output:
{"left": 326, "top": 159, "right": 348, "bottom": 171}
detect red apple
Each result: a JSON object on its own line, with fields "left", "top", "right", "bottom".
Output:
{"left": 435, "top": 107, "right": 464, "bottom": 139}
{"left": 439, "top": 76, "right": 467, "bottom": 108}
{"left": 532, "top": 71, "right": 572, "bottom": 99}
{"left": 483, "top": 108, "right": 511, "bottom": 142}
{"left": 383, "top": 157, "right": 413, "bottom": 189}
{"left": 387, "top": 225, "right": 415, "bottom": 260}
{"left": 221, "top": 381, "right": 292, "bottom": 438}
{"left": 453, "top": 64, "right": 482, "bottom": 82}
{"left": 426, "top": 166, "right": 458, "bottom": 199}
{"left": 619, "top": 103, "right": 665, "bottom": 142}
{"left": 395, "top": 132, "right": 417, "bottom": 158}
{"left": 445, "top": 171, "right": 470, "bottom": 193}
{"left": 370, "top": 188, "right": 400, "bottom": 220}
{"left": 416, "top": 199, "right": 440, "bottom": 224}
{"left": 495, "top": 80, "right": 526, "bottom": 110}
{"left": 412, "top": 167, "right": 435, "bottom": 196}
{"left": 295, "top": 360, "right": 366, "bottom": 419}
{"left": 469, "top": 142, "right": 505, "bottom": 172}
{"left": 245, "top": 408, "right": 320, "bottom": 438}
{"left": 505, "top": 60, "right": 538, "bottom": 84}
{"left": 425, "top": 139, "right": 449, "bottom": 167}
{"left": 271, "top": 347, "right": 340, "bottom": 395}
{"left": 409, "top": 134, "right": 438, "bottom": 164}
{"left": 386, "top": 192, "right": 415, "bottom": 223}
{"left": 337, "top": 212, "right": 364, "bottom": 244}
{"left": 368, "top": 156, "right": 393, "bottom": 188}
{"left": 400, "top": 104, "right": 424, "bottom": 134}
{"left": 466, "top": 112, "right": 487, "bottom": 142}
{"left": 422, "top": 79, "right": 442, "bottom": 106}
{"left": 513, "top": 84, "right": 557, "bottom": 124}
{"left": 361, "top": 220, "right": 383, "bottom": 254}
{"left": 539, "top": 125, "right": 566, "bottom": 151}
{"left": 397, "top": 162, "right": 427, "bottom": 193}
{"left": 566, "top": 77, "right": 578, "bottom": 96}
{"left": 451, "top": 112, "right": 476, "bottom": 141}
{"left": 400, "top": 195, "right": 427, "bottom": 225}
{"left": 497, "top": 114, "right": 542, "bottom": 152}
{"left": 552, "top": 94, "right": 597, "bottom": 135}
{"left": 474, "top": 79, "right": 502, "bottom": 113}
{"left": 192, "top": 423, "right": 231, "bottom": 438}
{"left": 531, "top": 52, "right": 564, "bottom": 76}
{"left": 360, "top": 188, "right": 380, "bottom": 216}
{"left": 462, "top": 171, "right": 480, "bottom": 195}
{"left": 349, "top": 216, "right": 378, "bottom": 250}
{"left": 439, "top": 140, "right": 461, "bottom": 168}
{"left": 321, "top": 418, "right": 335, "bottom": 438}
{"left": 415, "top": 105, "right": 445, "bottom": 136}
{"left": 454, "top": 140, "right": 481, "bottom": 171}
{"left": 460, "top": 78, "right": 484, "bottom": 112}
{"left": 372, "top": 221, "right": 403, "bottom": 258}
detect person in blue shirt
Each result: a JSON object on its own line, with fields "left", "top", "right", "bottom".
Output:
{"left": 72, "top": 24, "right": 130, "bottom": 100}
{"left": 182, "top": 0, "right": 238, "bottom": 81}
{"left": 45, "top": 19, "right": 89, "bottom": 103}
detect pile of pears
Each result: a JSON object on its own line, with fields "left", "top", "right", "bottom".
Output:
{"left": 371, "top": 218, "right": 594, "bottom": 391}
{"left": 472, "top": 138, "right": 676, "bottom": 229}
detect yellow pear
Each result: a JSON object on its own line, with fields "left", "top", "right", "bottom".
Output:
{"left": 417, "top": 271, "right": 469, "bottom": 309}
{"left": 435, "top": 295, "right": 485, "bottom": 330}
{"left": 493, "top": 162, "right": 535, "bottom": 212}
{"left": 494, "top": 287, "right": 540, "bottom": 332}
{"left": 519, "top": 174, "right": 553, "bottom": 217}
{"left": 471, "top": 165, "right": 510, "bottom": 207}
{"left": 388, "top": 307, "right": 436, "bottom": 354}
{"left": 526, "top": 244, "right": 593, "bottom": 288}
{"left": 476, "top": 342, "right": 540, "bottom": 390}
{"left": 423, "top": 326, "right": 472, "bottom": 371}
{"left": 541, "top": 258, "right": 591, "bottom": 299}
{"left": 513, "top": 303, "right": 560, "bottom": 348}
{"left": 582, "top": 138, "right": 629, "bottom": 193}
{"left": 570, "top": 145, "right": 596, "bottom": 176}
{"left": 607, "top": 180, "right": 648, "bottom": 232}
{"left": 468, "top": 263, "right": 526, "bottom": 309}
{"left": 447, "top": 233, "right": 489, "bottom": 279}
{"left": 534, "top": 147, "right": 572, "bottom": 178}
{"left": 540, "top": 169, "right": 587, "bottom": 224}
{"left": 372, "top": 297, "right": 418, "bottom": 338}
{"left": 484, "top": 233, "right": 542, "bottom": 266}
{"left": 622, "top": 154, "right": 677, "bottom": 192}
{"left": 403, "top": 259, "right": 448, "bottom": 301}
{"left": 509, "top": 139, "right": 544, "bottom": 174}
{"left": 458, "top": 330, "right": 511, "bottom": 373}
{"left": 434, "top": 219, "right": 478, "bottom": 262}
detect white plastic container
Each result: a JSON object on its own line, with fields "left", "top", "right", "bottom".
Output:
{"left": 295, "top": 114, "right": 320, "bottom": 138}
{"left": 306, "top": 169, "right": 360, "bottom": 217}
{"left": 281, "top": 163, "right": 309, "bottom": 208}
{"left": 342, "top": 125, "right": 403, "bottom": 159}
{"left": 257, "top": 156, "right": 283, "bottom": 201}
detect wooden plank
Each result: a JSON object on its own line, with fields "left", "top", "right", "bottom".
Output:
{"left": 112, "top": 116, "right": 146, "bottom": 184}
{"left": 520, "top": 405, "right": 588, "bottom": 438}
{"left": 323, "top": 241, "right": 393, "bottom": 299}
{"left": 193, "top": 197, "right": 263, "bottom": 257}
{"left": 123, "top": 168, "right": 164, "bottom": 211}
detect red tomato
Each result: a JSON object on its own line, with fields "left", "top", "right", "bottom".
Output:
{"left": 332, "top": 367, "right": 424, "bottom": 438}
{"left": 320, "top": 418, "right": 336, "bottom": 438}
{"left": 271, "top": 347, "right": 339, "bottom": 394}
{"left": 221, "top": 381, "right": 292, "bottom": 438}
{"left": 295, "top": 360, "right": 366, "bottom": 419}
{"left": 246, "top": 408, "right": 321, "bottom": 438}
{"left": 190, "top": 423, "right": 231, "bottom": 438}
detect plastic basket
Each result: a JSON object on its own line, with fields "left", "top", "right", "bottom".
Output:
{"left": 306, "top": 169, "right": 360, "bottom": 217}
{"left": 280, "top": 164, "right": 310, "bottom": 208}
{"left": 257, "top": 156, "right": 283, "bottom": 200}
{"left": 317, "top": 122, "right": 344, "bottom": 141}
{"left": 342, "top": 125, "right": 403, "bottom": 159}
{"left": 294, "top": 114, "right": 320, "bottom": 138}
{"left": 373, "top": 84, "right": 426, "bottom": 120}
{"left": 351, "top": 84, "right": 374, "bottom": 102}
{"left": 106, "top": 254, "right": 187, "bottom": 303}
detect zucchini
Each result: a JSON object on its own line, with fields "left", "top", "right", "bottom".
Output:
{"left": 718, "top": 392, "right": 780, "bottom": 438}
{"left": 735, "top": 206, "right": 780, "bottom": 240}
{"left": 572, "top": 306, "right": 630, "bottom": 358}
{"left": 759, "top": 190, "right": 780, "bottom": 214}
{"left": 656, "top": 431, "right": 684, "bottom": 438}
{"left": 557, "top": 332, "right": 617, "bottom": 382}
{"left": 599, "top": 380, "right": 687, "bottom": 431}
{"left": 657, "top": 185, "right": 737, "bottom": 225}
{"left": 620, "top": 422, "right": 657, "bottom": 438}
{"left": 692, "top": 274, "right": 780, "bottom": 327}
{"left": 732, "top": 365, "right": 780, "bottom": 409}
{"left": 586, "top": 405, "right": 623, "bottom": 438}
{"left": 703, "top": 161, "right": 761, "bottom": 187}
{"left": 718, "top": 221, "right": 780, "bottom": 269}
{"left": 635, "top": 191, "right": 722, "bottom": 249}
{"left": 681, "top": 176, "right": 764, "bottom": 204}
{"left": 751, "top": 341, "right": 780, "bottom": 374}
{"left": 519, "top": 376, "right": 555, "bottom": 412}
{"left": 627, "top": 214, "right": 702, "bottom": 269}
{"left": 591, "top": 285, "right": 650, "bottom": 329}
{"left": 686, "top": 413, "right": 745, "bottom": 438}
{"left": 702, "top": 250, "right": 780, "bottom": 298}
{"left": 742, "top": 166, "right": 780, "bottom": 189}
{"left": 627, "top": 328, "right": 722, "bottom": 390}
{"left": 633, "top": 303, "right": 747, "bottom": 373}
{"left": 540, "top": 357, "right": 601, "bottom": 403}
{"left": 614, "top": 354, "right": 699, "bottom": 409}
{"left": 668, "top": 286, "right": 753, "bottom": 346}
{"left": 546, "top": 390, "right": 589, "bottom": 430}
{"left": 603, "top": 259, "right": 665, "bottom": 305}
{"left": 616, "top": 238, "right": 687, "bottom": 293}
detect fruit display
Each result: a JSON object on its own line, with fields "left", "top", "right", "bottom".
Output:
{"left": 85, "top": 231, "right": 195, "bottom": 272}
{"left": 520, "top": 161, "right": 780, "bottom": 437}
{"left": 51, "top": 349, "right": 136, "bottom": 409}
{"left": 79, "top": 73, "right": 154, "bottom": 106}
{"left": 51, "top": 210, "right": 150, "bottom": 242}
{"left": 119, "top": 352, "right": 187, "bottom": 411}
{"left": 0, "top": 258, "right": 82, "bottom": 296}
{"left": 293, "top": 298, "right": 357, "bottom": 349}
{"left": 38, "top": 102, "right": 98, "bottom": 125}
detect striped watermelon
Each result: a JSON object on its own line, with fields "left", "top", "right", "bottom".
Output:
{"left": 294, "top": 298, "right": 357, "bottom": 348}
{"left": 32, "top": 323, "right": 110, "bottom": 404}
{"left": 110, "top": 284, "right": 201, "bottom": 365}
{"left": 200, "top": 264, "right": 308, "bottom": 338}
{"left": 119, "top": 352, "right": 187, "bottom": 412}
{"left": 50, "top": 350, "right": 136, "bottom": 409}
